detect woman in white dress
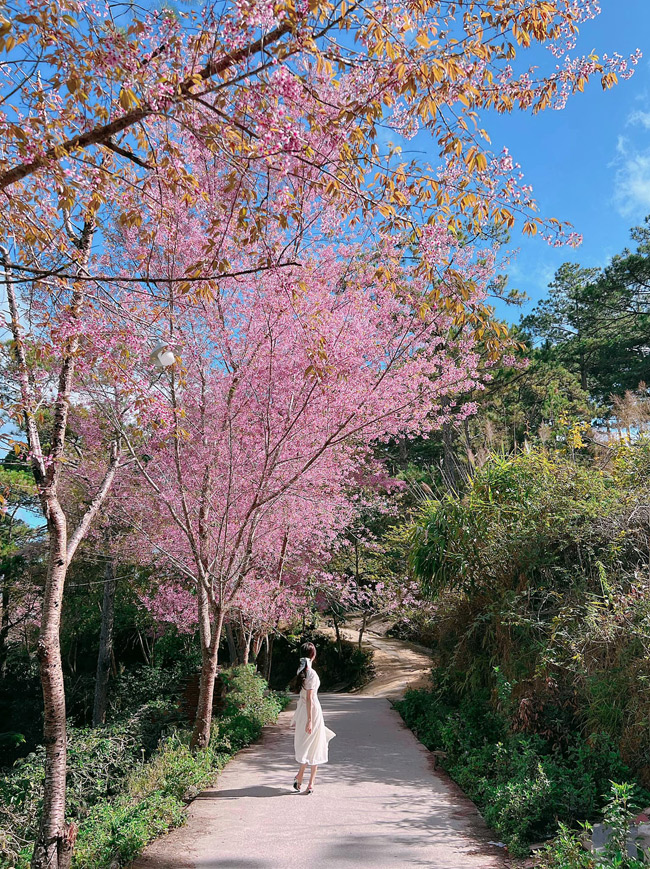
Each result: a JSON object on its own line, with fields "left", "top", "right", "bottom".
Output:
{"left": 292, "top": 642, "right": 335, "bottom": 794}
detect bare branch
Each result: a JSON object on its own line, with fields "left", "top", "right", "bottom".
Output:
{"left": 6, "top": 260, "right": 300, "bottom": 284}
{"left": 1, "top": 246, "right": 47, "bottom": 490}
{"left": 66, "top": 440, "right": 121, "bottom": 563}
{"left": 102, "top": 138, "right": 153, "bottom": 169}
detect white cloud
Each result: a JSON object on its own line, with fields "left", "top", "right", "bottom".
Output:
{"left": 628, "top": 109, "right": 650, "bottom": 130}
{"left": 613, "top": 136, "right": 650, "bottom": 218}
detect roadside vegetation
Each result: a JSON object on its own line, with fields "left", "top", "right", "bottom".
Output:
{"left": 1, "top": 665, "right": 288, "bottom": 869}
{"left": 393, "top": 221, "right": 650, "bottom": 863}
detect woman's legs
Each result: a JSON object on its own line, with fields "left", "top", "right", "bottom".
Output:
{"left": 307, "top": 765, "right": 318, "bottom": 790}
{"left": 295, "top": 762, "right": 308, "bottom": 786}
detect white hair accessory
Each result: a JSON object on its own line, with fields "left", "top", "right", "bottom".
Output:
{"left": 296, "top": 656, "right": 312, "bottom": 675}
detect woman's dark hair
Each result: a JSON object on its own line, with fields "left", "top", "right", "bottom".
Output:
{"left": 294, "top": 642, "right": 317, "bottom": 693}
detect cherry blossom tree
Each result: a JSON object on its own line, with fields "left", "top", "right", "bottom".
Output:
{"left": 308, "top": 463, "right": 421, "bottom": 648}
{"left": 93, "top": 154, "right": 502, "bottom": 747}
{"left": 0, "top": 0, "right": 640, "bottom": 303}
{"left": 0, "top": 224, "right": 147, "bottom": 868}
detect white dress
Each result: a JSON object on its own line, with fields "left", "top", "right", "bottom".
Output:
{"left": 293, "top": 667, "right": 335, "bottom": 765}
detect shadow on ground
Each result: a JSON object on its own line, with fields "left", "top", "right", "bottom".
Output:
{"left": 131, "top": 638, "right": 505, "bottom": 869}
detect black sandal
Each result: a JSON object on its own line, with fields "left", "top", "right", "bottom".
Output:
{"left": 305, "top": 786, "right": 314, "bottom": 795}
{"left": 293, "top": 779, "right": 301, "bottom": 792}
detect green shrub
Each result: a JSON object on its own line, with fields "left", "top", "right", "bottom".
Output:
{"left": 71, "top": 733, "right": 232, "bottom": 869}
{"left": 121, "top": 698, "right": 183, "bottom": 756}
{"left": 0, "top": 665, "right": 285, "bottom": 869}
{"left": 73, "top": 792, "right": 186, "bottom": 869}
{"left": 538, "top": 822, "right": 594, "bottom": 869}
{"left": 127, "top": 733, "right": 221, "bottom": 803}
{"left": 217, "top": 665, "right": 284, "bottom": 751}
{"left": 219, "top": 712, "right": 263, "bottom": 751}
{"left": 0, "top": 722, "right": 144, "bottom": 866}
{"left": 399, "top": 444, "right": 650, "bottom": 856}
{"left": 108, "top": 659, "right": 197, "bottom": 720}
{"left": 539, "top": 782, "right": 647, "bottom": 869}
{"left": 396, "top": 687, "right": 646, "bottom": 856}
{"left": 220, "top": 665, "right": 283, "bottom": 724}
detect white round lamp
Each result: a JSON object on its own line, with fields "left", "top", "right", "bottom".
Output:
{"left": 150, "top": 340, "right": 176, "bottom": 369}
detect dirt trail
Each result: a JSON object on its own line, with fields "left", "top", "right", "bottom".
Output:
{"left": 323, "top": 618, "right": 433, "bottom": 698}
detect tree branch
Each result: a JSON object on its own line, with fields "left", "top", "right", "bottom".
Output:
{"left": 0, "top": 21, "right": 293, "bottom": 190}
{"left": 102, "top": 138, "right": 153, "bottom": 169}
{"left": 46, "top": 218, "right": 95, "bottom": 485}
{"left": 6, "top": 260, "right": 300, "bottom": 284}
{"left": 66, "top": 440, "right": 121, "bottom": 564}
{"left": 1, "top": 246, "right": 47, "bottom": 492}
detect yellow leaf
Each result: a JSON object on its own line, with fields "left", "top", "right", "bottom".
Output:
{"left": 118, "top": 88, "right": 139, "bottom": 110}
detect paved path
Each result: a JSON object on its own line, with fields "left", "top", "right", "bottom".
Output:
{"left": 132, "top": 640, "right": 505, "bottom": 869}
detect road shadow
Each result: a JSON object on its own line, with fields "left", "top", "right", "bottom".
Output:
{"left": 196, "top": 861, "right": 271, "bottom": 868}
{"left": 130, "top": 686, "right": 506, "bottom": 869}
{"left": 196, "top": 786, "right": 291, "bottom": 799}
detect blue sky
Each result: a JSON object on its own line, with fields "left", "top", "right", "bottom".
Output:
{"left": 475, "top": 1, "right": 650, "bottom": 320}
{"left": 388, "top": 2, "right": 650, "bottom": 321}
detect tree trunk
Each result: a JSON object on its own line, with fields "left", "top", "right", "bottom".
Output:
{"left": 5, "top": 222, "right": 111, "bottom": 869}
{"left": 251, "top": 633, "right": 263, "bottom": 661}
{"left": 0, "top": 565, "right": 10, "bottom": 679}
{"left": 136, "top": 629, "right": 150, "bottom": 665}
{"left": 358, "top": 611, "right": 368, "bottom": 650}
{"left": 242, "top": 631, "right": 252, "bottom": 666}
{"left": 238, "top": 611, "right": 248, "bottom": 664}
{"left": 332, "top": 612, "right": 342, "bottom": 654}
{"left": 255, "top": 633, "right": 267, "bottom": 674}
{"left": 441, "top": 421, "right": 460, "bottom": 494}
{"left": 32, "top": 501, "right": 76, "bottom": 869}
{"left": 265, "top": 634, "right": 274, "bottom": 683}
{"left": 463, "top": 418, "right": 476, "bottom": 470}
{"left": 92, "top": 556, "right": 117, "bottom": 727}
{"left": 190, "top": 606, "right": 224, "bottom": 751}
{"left": 225, "top": 621, "right": 240, "bottom": 665}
